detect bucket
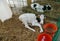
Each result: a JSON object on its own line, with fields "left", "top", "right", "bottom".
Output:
{"left": 37, "top": 33, "right": 52, "bottom": 41}
{"left": 43, "top": 23, "right": 57, "bottom": 36}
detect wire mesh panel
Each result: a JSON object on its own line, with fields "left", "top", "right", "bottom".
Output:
{"left": 7, "top": 0, "right": 28, "bottom": 15}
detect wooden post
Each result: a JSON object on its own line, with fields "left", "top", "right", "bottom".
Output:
{"left": 27, "top": 0, "right": 31, "bottom": 6}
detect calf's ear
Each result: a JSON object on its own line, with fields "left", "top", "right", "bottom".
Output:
{"left": 47, "top": 6, "right": 51, "bottom": 10}
{"left": 36, "top": 17, "right": 41, "bottom": 22}
{"left": 42, "top": 5, "right": 46, "bottom": 11}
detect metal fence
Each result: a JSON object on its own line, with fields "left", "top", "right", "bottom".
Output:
{"left": 7, "top": 0, "right": 28, "bottom": 15}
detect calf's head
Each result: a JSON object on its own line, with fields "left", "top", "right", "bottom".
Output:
{"left": 36, "top": 14, "right": 45, "bottom": 24}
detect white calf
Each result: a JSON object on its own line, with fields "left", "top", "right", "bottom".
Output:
{"left": 19, "top": 13, "right": 44, "bottom": 33}
{"left": 31, "top": 3, "right": 52, "bottom": 12}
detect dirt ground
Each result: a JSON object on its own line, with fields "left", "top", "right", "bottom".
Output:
{"left": 0, "top": 15, "right": 41, "bottom": 41}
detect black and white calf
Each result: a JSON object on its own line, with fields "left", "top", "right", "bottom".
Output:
{"left": 19, "top": 13, "right": 44, "bottom": 33}
{"left": 31, "top": 3, "right": 51, "bottom": 12}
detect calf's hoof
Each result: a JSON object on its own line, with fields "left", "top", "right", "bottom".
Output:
{"left": 40, "top": 30, "right": 43, "bottom": 33}
{"left": 32, "top": 29, "right": 35, "bottom": 32}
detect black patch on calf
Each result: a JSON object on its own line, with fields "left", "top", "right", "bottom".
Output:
{"left": 42, "top": 5, "right": 46, "bottom": 11}
{"left": 36, "top": 17, "right": 41, "bottom": 22}
{"left": 47, "top": 6, "right": 51, "bottom": 10}
{"left": 33, "top": 4, "right": 37, "bottom": 8}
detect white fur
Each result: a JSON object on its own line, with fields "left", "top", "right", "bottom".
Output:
{"left": 31, "top": 3, "right": 44, "bottom": 12}
{"left": 19, "top": 13, "right": 44, "bottom": 32}
{"left": 40, "top": 14, "right": 44, "bottom": 24}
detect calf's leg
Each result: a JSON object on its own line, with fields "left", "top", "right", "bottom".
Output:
{"left": 23, "top": 22, "right": 35, "bottom": 32}
{"left": 32, "top": 22, "right": 43, "bottom": 33}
